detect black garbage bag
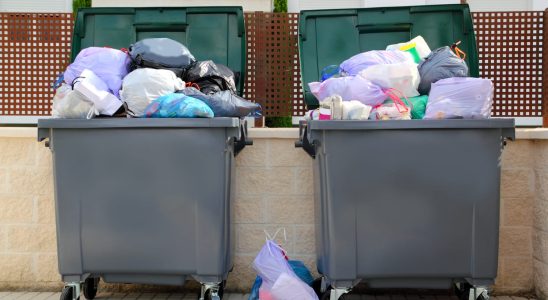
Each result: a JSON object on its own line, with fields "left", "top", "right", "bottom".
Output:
{"left": 418, "top": 46, "right": 469, "bottom": 94}
{"left": 178, "top": 87, "right": 261, "bottom": 118}
{"left": 183, "top": 60, "right": 237, "bottom": 95}
{"left": 129, "top": 38, "right": 196, "bottom": 77}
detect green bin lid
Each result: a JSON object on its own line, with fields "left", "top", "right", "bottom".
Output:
{"left": 72, "top": 7, "right": 246, "bottom": 95}
{"left": 299, "top": 4, "right": 478, "bottom": 108}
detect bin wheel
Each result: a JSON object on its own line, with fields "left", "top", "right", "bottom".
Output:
{"left": 60, "top": 286, "right": 78, "bottom": 300}
{"left": 312, "top": 278, "right": 323, "bottom": 297}
{"left": 204, "top": 288, "right": 222, "bottom": 300}
{"left": 83, "top": 277, "right": 99, "bottom": 299}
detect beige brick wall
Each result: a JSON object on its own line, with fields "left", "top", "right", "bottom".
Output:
{"left": 0, "top": 134, "right": 545, "bottom": 297}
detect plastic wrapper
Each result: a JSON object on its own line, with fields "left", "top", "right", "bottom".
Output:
{"left": 120, "top": 68, "right": 185, "bottom": 117}
{"left": 178, "top": 87, "right": 261, "bottom": 118}
{"left": 359, "top": 62, "right": 420, "bottom": 98}
{"left": 184, "top": 60, "right": 237, "bottom": 94}
{"left": 386, "top": 36, "right": 432, "bottom": 63}
{"left": 52, "top": 84, "right": 97, "bottom": 119}
{"left": 130, "top": 38, "right": 195, "bottom": 76}
{"left": 418, "top": 46, "right": 469, "bottom": 94}
{"left": 424, "top": 77, "right": 493, "bottom": 120}
{"left": 339, "top": 50, "right": 413, "bottom": 76}
{"left": 308, "top": 75, "right": 387, "bottom": 107}
{"left": 318, "top": 95, "right": 372, "bottom": 120}
{"left": 64, "top": 47, "right": 130, "bottom": 98}
{"left": 143, "top": 93, "right": 214, "bottom": 118}
{"left": 72, "top": 69, "right": 123, "bottom": 116}
{"left": 252, "top": 240, "right": 318, "bottom": 300}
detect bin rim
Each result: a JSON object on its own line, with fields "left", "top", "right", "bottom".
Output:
{"left": 37, "top": 117, "right": 241, "bottom": 129}
{"left": 307, "top": 119, "right": 515, "bottom": 130}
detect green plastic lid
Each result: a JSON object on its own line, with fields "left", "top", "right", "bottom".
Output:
{"left": 72, "top": 7, "right": 246, "bottom": 95}
{"left": 299, "top": 4, "right": 479, "bottom": 108}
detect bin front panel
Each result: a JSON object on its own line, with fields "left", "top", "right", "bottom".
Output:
{"left": 73, "top": 7, "right": 245, "bottom": 95}
{"left": 313, "top": 128, "right": 501, "bottom": 285}
{"left": 51, "top": 127, "right": 233, "bottom": 278}
{"left": 299, "top": 4, "right": 478, "bottom": 108}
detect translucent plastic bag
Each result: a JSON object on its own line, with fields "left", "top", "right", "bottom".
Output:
{"left": 318, "top": 95, "right": 372, "bottom": 120}
{"left": 64, "top": 47, "right": 130, "bottom": 98}
{"left": 120, "top": 68, "right": 185, "bottom": 117}
{"left": 359, "top": 62, "right": 420, "bottom": 98}
{"left": 424, "top": 77, "right": 493, "bottom": 120}
{"left": 52, "top": 84, "right": 97, "bottom": 119}
{"left": 253, "top": 240, "right": 318, "bottom": 300}
{"left": 143, "top": 93, "right": 213, "bottom": 118}
{"left": 418, "top": 46, "right": 469, "bottom": 94}
{"left": 339, "top": 50, "right": 413, "bottom": 76}
{"left": 370, "top": 90, "right": 411, "bottom": 120}
{"left": 178, "top": 87, "right": 261, "bottom": 118}
{"left": 309, "top": 75, "right": 387, "bottom": 106}
{"left": 72, "top": 69, "right": 123, "bottom": 116}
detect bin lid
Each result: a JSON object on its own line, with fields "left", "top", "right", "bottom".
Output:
{"left": 299, "top": 4, "right": 478, "bottom": 108}
{"left": 37, "top": 117, "right": 240, "bottom": 129}
{"left": 72, "top": 7, "right": 245, "bottom": 95}
{"left": 308, "top": 119, "right": 515, "bottom": 131}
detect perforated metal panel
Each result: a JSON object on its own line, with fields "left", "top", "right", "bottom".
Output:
{"left": 473, "top": 11, "right": 544, "bottom": 118}
{"left": 244, "top": 12, "right": 305, "bottom": 117}
{"left": 0, "top": 13, "right": 72, "bottom": 117}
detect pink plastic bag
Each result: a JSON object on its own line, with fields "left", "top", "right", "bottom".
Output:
{"left": 252, "top": 240, "right": 318, "bottom": 300}
{"left": 309, "top": 75, "right": 387, "bottom": 106}
{"left": 64, "top": 47, "right": 131, "bottom": 98}
{"left": 339, "top": 50, "right": 414, "bottom": 76}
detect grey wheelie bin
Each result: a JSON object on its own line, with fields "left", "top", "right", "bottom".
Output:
{"left": 295, "top": 4, "right": 516, "bottom": 300}
{"left": 37, "top": 7, "right": 250, "bottom": 300}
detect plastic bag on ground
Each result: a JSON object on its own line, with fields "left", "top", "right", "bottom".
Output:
{"left": 309, "top": 75, "right": 387, "bottom": 107}
{"left": 359, "top": 62, "right": 420, "bottom": 98}
{"left": 252, "top": 240, "right": 318, "bottom": 300}
{"left": 248, "top": 261, "right": 314, "bottom": 300}
{"left": 177, "top": 87, "right": 261, "bottom": 118}
{"left": 64, "top": 47, "right": 130, "bottom": 98}
{"left": 72, "top": 69, "right": 123, "bottom": 116}
{"left": 52, "top": 84, "right": 97, "bottom": 119}
{"left": 386, "top": 36, "right": 432, "bottom": 63}
{"left": 418, "top": 46, "right": 469, "bottom": 94}
{"left": 129, "top": 38, "right": 195, "bottom": 76}
{"left": 143, "top": 93, "right": 213, "bottom": 118}
{"left": 339, "top": 50, "right": 413, "bottom": 77}
{"left": 424, "top": 77, "right": 493, "bottom": 120}
{"left": 120, "top": 68, "right": 185, "bottom": 117}
{"left": 183, "top": 60, "right": 237, "bottom": 95}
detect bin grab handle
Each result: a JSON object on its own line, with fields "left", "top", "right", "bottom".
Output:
{"left": 295, "top": 121, "right": 316, "bottom": 158}
{"left": 234, "top": 119, "right": 253, "bottom": 156}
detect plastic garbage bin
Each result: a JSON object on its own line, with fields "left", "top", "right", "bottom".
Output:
{"left": 38, "top": 7, "right": 250, "bottom": 300}
{"left": 295, "top": 4, "right": 516, "bottom": 300}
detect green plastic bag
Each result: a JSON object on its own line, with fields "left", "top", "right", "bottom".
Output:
{"left": 406, "top": 95, "right": 428, "bottom": 119}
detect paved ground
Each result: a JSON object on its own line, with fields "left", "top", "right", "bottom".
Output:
{"left": 0, "top": 293, "right": 538, "bottom": 300}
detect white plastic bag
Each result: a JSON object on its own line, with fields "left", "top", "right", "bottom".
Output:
{"left": 52, "top": 84, "right": 97, "bottom": 119}
{"left": 424, "top": 77, "right": 493, "bottom": 119}
{"left": 73, "top": 69, "right": 123, "bottom": 116}
{"left": 343, "top": 100, "right": 372, "bottom": 120}
{"left": 309, "top": 75, "right": 387, "bottom": 106}
{"left": 319, "top": 95, "right": 372, "bottom": 120}
{"left": 253, "top": 240, "right": 317, "bottom": 300}
{"left": 359, "top": 62, "right": 420, "bottom": 98}
{"left": 120, "top": 68, "right": 185, "bottom": 117}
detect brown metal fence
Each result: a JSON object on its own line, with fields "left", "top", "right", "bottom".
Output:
{"left": 0, "top": 13, "right": 73, "bottom": 117}
{"left": 0, "top": 11, "right": 546, "bottom": 124}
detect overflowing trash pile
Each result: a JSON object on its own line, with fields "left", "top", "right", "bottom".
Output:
{"left": 52, "top": 38, "right": 262, "bottom": 119}
{"left": 306, "top": 36, "right": 493, "bottom": 121}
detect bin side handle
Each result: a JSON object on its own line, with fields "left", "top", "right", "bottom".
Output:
{"left": 234, "top": 119, "right": 253, "bottom": 156}
{"left": 38, "top": 128, "right": 51, "bottom": 148}
{"left": 295, "top": 121, "right": 316, "bottom": 158}
{"left": 502, "top": 127, "right": 516, "bottom": 141}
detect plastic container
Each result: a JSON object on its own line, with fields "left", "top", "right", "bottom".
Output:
{"left": 296, "top": 5, "right": 515, "bottom": 300}
{"left": 39, "top": 7, "right": 249, "bottom": 300}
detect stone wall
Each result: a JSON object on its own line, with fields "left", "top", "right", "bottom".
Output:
{"left": 0, "top": 129, "right": 545, "bottom": 297}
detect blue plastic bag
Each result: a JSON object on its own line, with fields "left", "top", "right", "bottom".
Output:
{"left": 143, "top": 93, "right": 214, "bottom": 118}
